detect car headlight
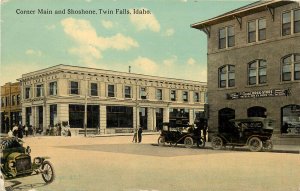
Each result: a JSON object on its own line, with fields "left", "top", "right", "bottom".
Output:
{"left": 8, "top": 160, "right": 15, "bottom": 168}
{"left": 34, "top": 157, "right": 42, "bottom": 165}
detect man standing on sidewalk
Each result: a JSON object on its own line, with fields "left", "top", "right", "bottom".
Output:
{"left": 138, "top": 126, "right": 143, "bottom": 143}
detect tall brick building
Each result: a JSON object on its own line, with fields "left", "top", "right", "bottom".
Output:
{"left": 0, "top": 82, "right": 22, "bottom": 133}
{"left": 192, "top": 1, "right": 300, "bottom": 144}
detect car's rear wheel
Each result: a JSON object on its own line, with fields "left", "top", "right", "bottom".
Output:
{"left": 41, "top": 161, "right": 55, "bottom": 184}
{"left": 157, "top": 136, "right": 165, "bottom": 146}
{"left": 211, "top": 136, "right": 223, "bottom": 150}
{"left": 263, "top": 140, "right": 273, "bottom": 151}
{"left": 248, "top": 137, "right": 263, "bottom": 152}
{"left": 184, "top": 137, "right": 193, "bottom": 148}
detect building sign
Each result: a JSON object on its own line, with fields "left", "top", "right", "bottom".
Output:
{"left": 226, "top": 88, "right": 291, "bottom": 100}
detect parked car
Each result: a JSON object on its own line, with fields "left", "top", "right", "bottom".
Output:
{"left": 158, "top": 120, "right": 205, "bottom": 148}
{"left": 0, "top": 137, "right": 55, "bottom": 184}
{"left": 211, "top": 117, "right": 274, "bottom": 152}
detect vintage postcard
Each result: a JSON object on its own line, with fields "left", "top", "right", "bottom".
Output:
{"left": 1, "top": 0, "right": 300, "bottom": 191}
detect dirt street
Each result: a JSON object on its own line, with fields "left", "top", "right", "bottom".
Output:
{"left": 5, "top": 135, "right": 300, "bottom": 191}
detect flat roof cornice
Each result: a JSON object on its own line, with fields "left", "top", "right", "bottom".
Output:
{"left": 191, "top": 0, "right": 294, "bottom": 30}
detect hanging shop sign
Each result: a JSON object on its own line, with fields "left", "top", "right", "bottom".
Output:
{"left": 226, "top": 88, "right": 291, "bottom": 100}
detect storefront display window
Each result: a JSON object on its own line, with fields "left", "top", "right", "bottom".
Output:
{"left": 107, "top": 106, "right": 133, "bottom": 128}
{"left": 281, "top": 104, "right": 300, "bottom": 135}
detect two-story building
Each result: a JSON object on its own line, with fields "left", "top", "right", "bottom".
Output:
{"left": 19, "top": 64, "right": 207, "bottom": 135}
{"left": 0, "top": 82, "right": 22, "bottom": 133}
{"left": 192, "top": 1, "right": 300, "bottom": 144}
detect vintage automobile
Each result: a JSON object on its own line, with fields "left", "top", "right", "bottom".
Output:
{"left": 0, "top": 137, "right": 55, "bottom": 184}
{"left": 211, "top": 117, "right": 274, "bottom": 152}
{"left": 158, "top": 120, "right": 205, "bottom": 148}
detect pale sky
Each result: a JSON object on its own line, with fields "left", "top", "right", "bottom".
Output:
{"left": 0, "top": 0, "right": 254, "bottom": 85}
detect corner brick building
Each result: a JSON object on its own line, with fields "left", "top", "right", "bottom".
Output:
{"left": 192, "top": 1, "right": 300, "bottom": 144}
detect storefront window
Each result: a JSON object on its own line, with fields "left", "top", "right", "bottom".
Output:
{"left": 281, "top": 105, "right": 300, "bottom": 135}
{"left": 50, "top": 105, "right": 57, "bottom": 126}
{"left": 107, "top": 106, "right": 133, "bottom": 128}
{"left": 69, "top": 104, "right": 84, "bottom": 128}
{"left": 247, "top": 106, "right": 266, "bottom": 118}
{"left": 156, "top": 108, "right": 163, "bottom": 131}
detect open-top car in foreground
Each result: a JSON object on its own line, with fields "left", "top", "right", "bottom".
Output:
{"left": 0, "top": 137, "right": 55, "bottom": 184}
{"left": 211, "top": 117, "right": 274, "bottom": 152}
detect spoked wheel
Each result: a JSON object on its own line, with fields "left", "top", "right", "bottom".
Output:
{"left": 41, "top": 161, "right": 55, "bottom": 184}
{"left": 184, "top": 137, "right": 193, "bottom": 148}
{"left": 248, "top": 137, "right": 263, "bottom": 152}
{"left": 263, "top": 140, "right": 273, "bottom": 151}
{"left": 211, "top": 136, "right": 223, "bottom": 150}
{"left": 158, "top": 136, "right": 165, "bottom": 146}
{"left": 196, "top": 137, "right": 205, "bottom": 148}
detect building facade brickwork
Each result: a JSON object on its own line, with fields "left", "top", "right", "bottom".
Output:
{"left": 192, "top": 1, "right": 300, "bottom": 144}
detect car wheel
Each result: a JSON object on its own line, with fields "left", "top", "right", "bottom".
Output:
{"left": 184, "top": 137, "right": 193, "bottom": 148}
{"left": 157, "top": 136, "right": 165, "bottom": 146}
{"left": 196, "top": 137, "right": 205, "bottom": 148}
{"left": 41, "top": 161, "right": 55, "bottom": 184}
{"left": 263, "top": 140, "right": 273, "bottom": 151}
{"left": 248, "top": 137, "right": 263, "bottom": 152}
{"left": 169, "top": 142, "right": 176, "bottom": 147}
{"left": 211, "top": 136, "right": 223, "bottom": 150}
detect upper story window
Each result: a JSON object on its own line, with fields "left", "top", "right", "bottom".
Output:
{"left": 282, "top": 9, "right": 300, "bottom": 36}
{"left": 125, "top": 86, "right": 131, "bottom": 98}
{"left": 49, "top": 81, "right": 57, "bottom": 96}
{"left": 16, "top": 94, "right": 20, "bottom": 105}
{"left": 25, "top": 87, "right": 31, "bottom": 99}
{"left": 194, "top": 92, "right": 200, "bottom": 102}
{"left": 90, "top": 83, "right": 98, "bottom": 96}
{"left": 36, "top": 84, "right": 44, "bottom": 97}
{"left": 12, "top": 95, "right": 15, "bottom": 105}
{"left": 182, "top": 91, "right": 188, "bottom": 102}
{"left": 140, "top": 87, "right": 147, "bottom": 99}
{"left": 156, "top": 89, "right": 162, "bottom": 100}
{"left": 6, "top": 97, "right": 9, "bottom": 106}
{"left": 219, "top": 65, "right": 235, "bottom": 88}
{"left": 248, "top": 60, "right": 267, "bottom": 85}
{"left": 219, "top": 26, "right": 235, "bottom": 49}
{"left": 108, "top": 84, "right": 115, "bottom": 97}
{"left": 248, "top": 18, "right": 266, "bottom": 43}
{"left": 70, "top": 81, "right": 79, "bottom": 95}
{"left": 1, "top": 97, "right": 4, "bottom": 107}
{"left": 282, "top": 54, "right": 300, "bottom": 81}
{"left": 170, "top": 90, "right": 176, "bottom": 101}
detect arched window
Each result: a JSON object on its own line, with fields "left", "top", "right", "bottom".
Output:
{"left": 282, "top": 54, "right": 300, "bottom": 81}
{"left": 248, "top": 60, "right": 267, "bottom": 85}
{"left": 247, "top": 106, "right": 267, "bottom": 118}
{"left": 281, "top": 105, "right": 300, "bottom": 135}
{"left": 218, "top": 65, "right": 235, "bottom": 88}
{"left": 218, "top": 108, "right": 235, "bottom": 132}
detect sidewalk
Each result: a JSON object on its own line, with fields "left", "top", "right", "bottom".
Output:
{"left": 204, "top": 142, "right": 300, "bottom": 154}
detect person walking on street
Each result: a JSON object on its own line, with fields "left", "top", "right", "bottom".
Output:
{"left": 24, "top": 125, "right": 29, "bottom": 137}
{"left": 138, "top": 126, "right": 143, "bottom": 143}
{"left": 132, "top": 128, "right": 137, "bottom": 143}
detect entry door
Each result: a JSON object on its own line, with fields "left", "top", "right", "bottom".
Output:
{"left": 218, "top": 108, "right": 235, "bottom": 133}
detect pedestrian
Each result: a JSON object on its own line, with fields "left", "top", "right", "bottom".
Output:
{"left": 12, "top": 124, "right": 18, "bottom": 137}
{"left": 132, "top": 129, "right": 137, "bottom": 143}
{"left": 138, "top": 126, "right": 143, "bottom": 143}
{"left": 24, "top": 125, "right": 28, "bottom": 137}
{"left": 17, "top": 125, "right": 23, "bottom": 139}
